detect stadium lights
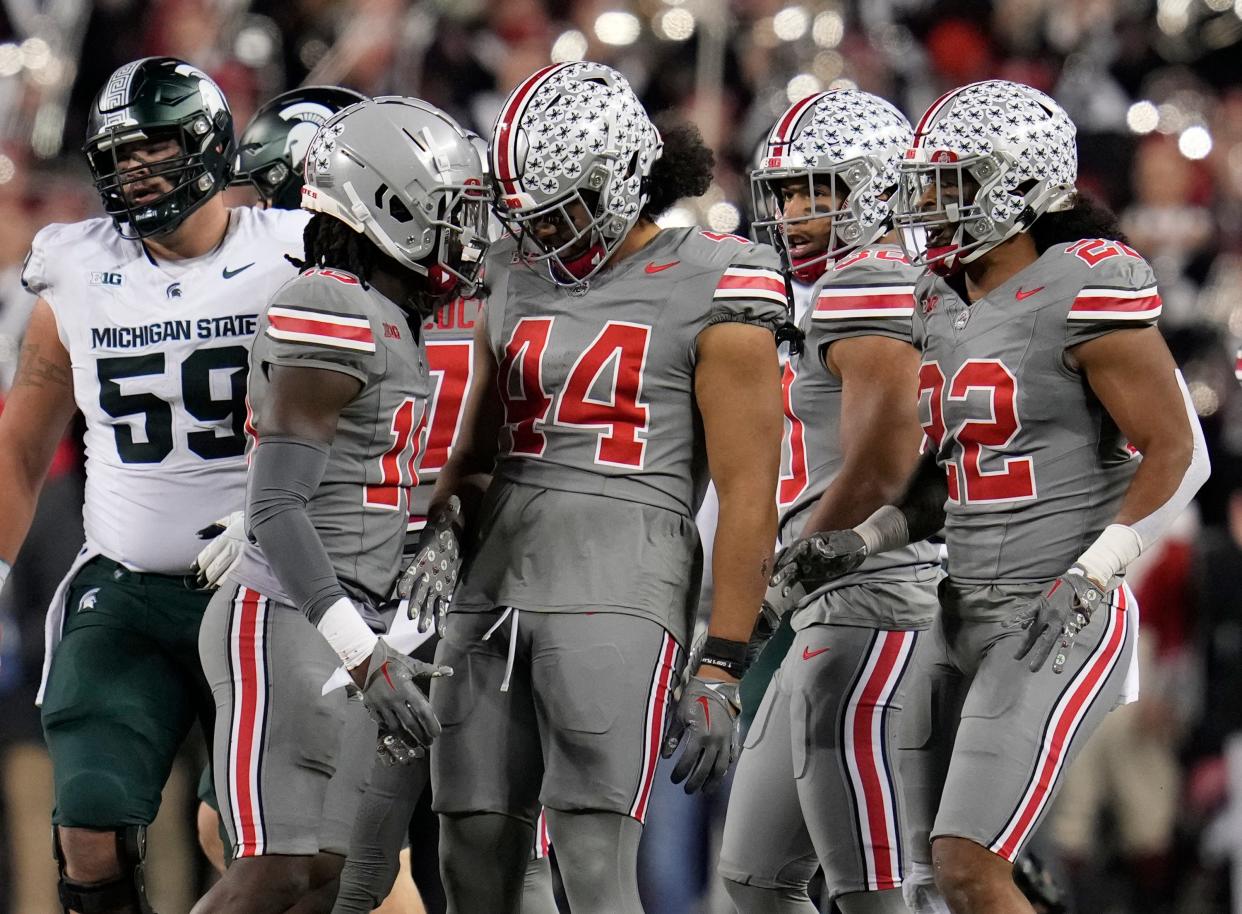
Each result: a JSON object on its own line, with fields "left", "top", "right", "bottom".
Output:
{"left": 595, "top": 11, "right": 642, "bottom": 46}
{"left": 1178, "top": 125, "right": 1212, "bottom": 159}
{"left": 655, "top": 8, "right": 696, "bottom": 41}
{"left": 657, "top": 204, "right": 697, "bottom": 228}
{"left": 774, "top": 6, "right": 810, "bottom": 41}
{"left": 551, "top": 30, "right": 588, "bottom": 62}
{"left": 786, "top": 73, "right": 823, "bottom": 103}
{"left": 0, "top": 43, "right": 22, "bottom": 78}
{"left": 1126, "top": 100, "right": 1159, "bottom": 134}
{"left": 706, "top": 201, "right": 742, "bottom": 233}
{"left": 812, "top": 11, "right": 845, "bottom": 48}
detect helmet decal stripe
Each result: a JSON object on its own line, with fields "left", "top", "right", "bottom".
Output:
{"left": 494, "top": 64, "right": 564, "bottom": 196}
{"left": 911, "top": 87, "right": 964, "bottom": 149}
{"left": 768, "top": 91, "right": 829, "bottom": 158}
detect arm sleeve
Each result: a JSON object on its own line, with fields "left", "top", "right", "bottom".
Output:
{"left": 1129, "top": 369, "right": 1211, "bottom": 549}
{"left": 1065, "top": 249, "right": 1162, "bottom": 348}
{"left": 246, "top": 435, "right": 348, "bottom": 624}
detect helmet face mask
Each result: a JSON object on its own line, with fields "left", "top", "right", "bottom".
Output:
{"left": 490, "top": 62, "right": 663, "bottom": 289}
{"left": 894, "top": 80, "right": 1078, "bottom": 275}
{"left": 751, "top": 90, "right": 912, "bottom": 283}
{"left": 85, "top": 58, "right": 235, "bottom": 239}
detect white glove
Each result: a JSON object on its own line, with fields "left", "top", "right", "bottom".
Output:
{"left": 193, "top": 511, "right": 246, "bottom": 589}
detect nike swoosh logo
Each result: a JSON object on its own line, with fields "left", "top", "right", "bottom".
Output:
{"left": 695, "top": 695, "right": 711, "bottom": 729}
{"left": 645, "top": 260, "right": 680, "bottom": 274}
{"left": 222, "top": 262, "right": 255, "bottom": 279}
{"left": 1014, "top": 285, "right": 1045, "bottom": 301}
{"left": 802, "top": 646, "right": 830, "bottom": 660}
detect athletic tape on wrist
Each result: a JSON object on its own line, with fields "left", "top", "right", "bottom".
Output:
{"left": 1074, "top": 523, "right": 1142, "bottom": 588}
{"left": 0, "top": 558, "right": 10, "bottom": 593}
{"left": 316, "top": 596, "right": 379, "bottom": 670}
{"left": 854, "top": 504, "right": 909, "bottom": 556}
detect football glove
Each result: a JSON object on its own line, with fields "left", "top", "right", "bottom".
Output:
{"left": 768, "top": 529, "right": 868, "bottom": 592}
{"left": 1005, "top": 565, "right": 1107, "bottom": 674}
{"left": 360, "top": 637, "right": 452, "bottom": 761}
{"left": 399, "top": 496, "right": 464, "bottom": 635}
{"left": 662, "top": 674, "right": 742, "bottom": 794}
{"left": 193, "top": 511, "right": 246, "bottom": 589}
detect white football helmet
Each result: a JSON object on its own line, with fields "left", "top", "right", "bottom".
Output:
{"left": 894, "top": 80, "right": 1077, "bottom": 274}
{"left": 490, "top": 61, "right": 663, "bottom": 288}
{"left": 301, "top": 96, "right": 490, "bottom": 295}
{"left": 751, "top": 90, "right": 913, "bottom": 282}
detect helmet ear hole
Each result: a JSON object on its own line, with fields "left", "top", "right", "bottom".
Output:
{"left": 388, "top": 195, "right": 414, "bottom": 224}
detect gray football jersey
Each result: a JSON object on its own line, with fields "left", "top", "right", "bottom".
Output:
{"left": 780, "top": 245, "right": 941, "bottom": 627}
{"left": 454, "top": 228, "right": 788, "bottom": 645}
{"left": 231, "top": 267, "right": 431, "bottom": 607}
{"left": 913, "top": 238, "right": 1160, "bottom": 605}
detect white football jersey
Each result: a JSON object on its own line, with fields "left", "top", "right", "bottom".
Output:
{"left": 21, "top": 206, "right": 308, "bottom": 573}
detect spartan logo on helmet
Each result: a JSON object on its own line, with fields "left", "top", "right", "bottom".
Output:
{"left": 233, "top": 86, "right": 367, "bottom": 210}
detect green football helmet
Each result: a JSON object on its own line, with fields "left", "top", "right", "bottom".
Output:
{"left": 84, "top": 57, "right": 235, "bottom": 239}
{"left": 233, "top": 86, "right": 367, "bottom": 210}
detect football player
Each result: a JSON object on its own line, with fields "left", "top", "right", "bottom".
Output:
{"left": 191, "top": 97, "right": 488, "bottom": 914}
{"left": 232, "top": 86, "right": 368, "bottom": 209}
{"left": 406, "top": 61, "right": 786, "bottom": 913}
{"left": 0, "top": 57, "right": 307, "bottom": 914}
{"left": 771, "top": 80, "right": 1210, "bottom": 914}
{"left": 192, "top": 85, "right": 368, "bottom": 892}
{"left": 719, "top": 90, "right": 942, "bottom": 914}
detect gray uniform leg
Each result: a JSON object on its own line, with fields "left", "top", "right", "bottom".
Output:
{"left": 522, "top": 854, "right": 559, "bottom": 914}
{"left": 439, "top": 812, "right": 534, "bottom": 914}
{"left": 719, "top": 662, "right": 818, "bottom": 913}
{"left": 546, "top": 809, "right": 644, "bottom": 914}
{"left": 331, "top": 752, "right": 428, "bottom": 914}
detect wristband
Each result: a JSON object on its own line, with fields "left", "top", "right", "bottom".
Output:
{"left": 1074, "top": 524, "right": 1143, "bottom": 589}
{"left": 854, "top": 504, "right": 910, "bottom": 556}
{"left": 316, "top": 596, "right": 379, "bottom": 670}
{"left": 0, "top": 558, "right": 10, "bottom": 596}
{"left": 700, "top": 636, "right": 748, "bottom": 679}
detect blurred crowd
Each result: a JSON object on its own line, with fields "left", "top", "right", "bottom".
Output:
{"left": 2, "top": 1, "right": 1242, "bottom": 912}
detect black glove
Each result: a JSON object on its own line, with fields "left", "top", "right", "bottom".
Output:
{"left": 1005, "top": 565, "right": 1106, "bottom": 674}
{"left": 661, "top": 674, "right": 742, "bottom": 794}
{"left": 399, "top": 496, "right": 464, "bottom": 635}
{"left": 768, "top": 529, "right": 868, "bottom": 592}
{"left": 360, "top": 638, "right": 452, "bottom": 760}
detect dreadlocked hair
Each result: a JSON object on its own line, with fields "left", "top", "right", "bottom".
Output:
{"left": 1029, "top": 192, "right": 1129, "bottom": 254}
{"left": 287, "top": 212, "right": 386, "bottom": 286}
{"left": 641, "top": 115, "right": 715, "bottom": 221}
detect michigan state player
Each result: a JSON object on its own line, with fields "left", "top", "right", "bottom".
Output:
{"left": 192, "top": 97, "right": 489, "bottom": 914}
{"left": 772, "top": 81, "right": 1209, "bottom": 914}
{"left": 720, "top": 90, "right": 942, "bottom": 914}
{"left": 0, "top": 57, "right": 306, "bottom": 914}
{"left": 405, "top": 61, "right": 785, "bottom": 914}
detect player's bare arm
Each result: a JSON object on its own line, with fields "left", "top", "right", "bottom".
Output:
{"left": 695, "top": 320, "right": 782, "bottom": 663}
{"left": 796, "top": 334, "right": 924, "bottom": 533}
{"left": 1071, "top": 326, "right": 1196, "bottom": 537}
{"left": 0, "top": 299, "right": 78, "bottom": 564}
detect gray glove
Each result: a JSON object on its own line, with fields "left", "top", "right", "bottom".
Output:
{"left": 193, "top": 511, "right": 246, "bottom": 588}
{"left": 399, "top": 496, "right": 464, "bottom": 635}
{"left": 661, "top": 674, "right": 742, "bottom": 794}
{"left": 768, "top": 529, "right": 868, "bottom": 592}
{"left": 1005, "top": 565, "right": 1106, "bottom": 674}
{"left": 360, "top": 638, "right": 452, "bottom": 759}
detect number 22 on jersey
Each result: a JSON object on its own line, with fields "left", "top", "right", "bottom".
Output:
{"left": 918, "top": 359, "right": 1036, "bottom": 505}
{"left": 499, "top": 317, "right": 651, "bottom": 469}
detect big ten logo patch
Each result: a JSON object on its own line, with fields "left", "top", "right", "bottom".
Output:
{"left": 90, "top": 272, "right": 124, "bottom": 286}
{"left": 424, "top": 296, "right": 479, "bottom": 333}
{"left": 383, "top": 322, "right": 402, "bottom": 340}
